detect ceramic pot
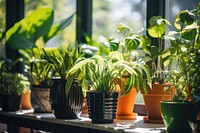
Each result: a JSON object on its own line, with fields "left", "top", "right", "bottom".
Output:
{"left": 87, "top": 91, "right": 118, "bottom": 124}
{"left": 160, "top": 101, "right": 198, "bottom": 133}
{"left": 50, "top": 78, "right": 84, "bottom": 119}
{"left": 31, "top": 86, "right": 51, "bottom": 112}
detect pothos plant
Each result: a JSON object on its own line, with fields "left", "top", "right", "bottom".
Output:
{"left": 67, "top": 51, "right": 151, "bottom": 96}
{"left": 166, "top": 5, "right": 200, "bottom": 102}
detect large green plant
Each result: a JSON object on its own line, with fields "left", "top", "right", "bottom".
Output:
{"left": 67, "top": 51, "right": 151, "bottom": 96}
{"left": 6, "top": 6, "right": 74, "bottom": 50}
{"left": 5, "top": 6, "right": 74, "bottom": 87}
{"left": 167, "top": 5, "right": 200, "bottom": 102}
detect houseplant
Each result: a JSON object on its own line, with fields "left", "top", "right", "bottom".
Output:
{"left": 0, "top": 58, "right": 30, "bottom": 111}
{"left": 138, "top": 16, "right": 175, "bottom": 123}
{"left": 160, "top": 5, "right": 200, "bottom": 133}
{"left": 106, "top": 24, "right": 152, "bottom": 120}
{"left": 43, "top": 46, "right": 84, "bottom": 119}
{"left": 19, "top": 47, "right": 52, "bottom": 112}
{"left": 67, "top": 51, "right": 151, "bottom": 123}
{"left": 5, "top": 6, "right": 75, "bottom": 112}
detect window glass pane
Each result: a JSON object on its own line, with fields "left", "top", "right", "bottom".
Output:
{"left": 166, "top": 0, "right": 199, "bottom": 31}
{"left": 25, "top": 0, "right": 76, "bottom": 48}
{"left": 0, "top": 0, "right": 5, "bottom": 58}
{"left": 92, "top": 0, "right": 146, "bottom": 40}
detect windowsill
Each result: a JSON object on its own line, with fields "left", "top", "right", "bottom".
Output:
{"left": 0, "top": 109, "right": 167, "bottom": 133}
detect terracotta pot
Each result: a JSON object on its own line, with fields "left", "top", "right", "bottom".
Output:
{"left": 141, "top": 83, "right": 175, "bottom": 123}
{"left": 20, "top": 91, "right": 32, "bottom": 110}
{"left": 116, "top": 86, "right": 137, "bottom": 120}
{"left": 82, "top": 98, "right": 88, "bottom": 114}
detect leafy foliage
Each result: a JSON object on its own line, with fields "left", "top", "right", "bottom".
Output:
{"left": 67, "top": 51, "right": 151, "bottom": 96}
{"left": 6, "top": 6, "right": 74, "bottom": 50}
{"left": 19, "top": 48, "right": 52, "bottom": 87}
{"left": 0, "top": 59, "right": 30, "bottom": 95}
{"left": 167, "top": 5, "right": 200, "bottom": 102}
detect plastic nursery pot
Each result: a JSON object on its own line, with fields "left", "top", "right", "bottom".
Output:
{"left": 31, "top": 86, "right": 51, "bottom": 113}
{"left": 50, "top": 78, "right": 84, "bottom": 119}
{"left": 141, "top": 83, "right": 175, "bottom": 123}
{"left": 160, "top": 101, "right": 198, "bottom": 133}
{"left": 2, "top": 94, "right": 21, "bottom": 112}
{"left": 116, "top": 86, "right": 138, "bottom": 120}
{"left": 87, "top": 91, "right": 119, "bottom": 124}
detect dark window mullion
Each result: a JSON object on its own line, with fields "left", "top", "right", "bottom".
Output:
{"left": 6, "top": 0, "right": 24, "bottom": 73}
{"left": 146, "top": 0, "right": 166, "bottom": 47}
{"left": 76, "top": 0, "right": 92, "bottom": 44}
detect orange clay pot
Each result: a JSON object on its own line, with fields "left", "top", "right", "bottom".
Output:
{"left": 116, "top": 78, "right": 138, "bottom": 120}
{"left": 20, "top": 90, "right": 32, "bottom": 110}
{"left": 141, "top": 83, "right": 175, "bottom": 123}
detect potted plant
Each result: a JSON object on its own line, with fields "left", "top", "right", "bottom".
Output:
{"left": 106, "top": 24, "right": 152, "bottom": 120}
{"left": 19, "top": 47, "right": 53, "bottom": 112}
{"left": 5, "top": 6, "right": 74, "bottom": 112}
{"left": 137, "top": 16, "right": 175, "bottom": 123}
{"left": 43, "top": 46, "right": 84, "bottom": 119}
{"left": 0, "top": 58, "right": 30, "bottom": 111}
{"left": 67, "top": 51, "right": 151, "bottom": 123}
{"left": 160, "top": 5, "right": 200, "bottom": 133}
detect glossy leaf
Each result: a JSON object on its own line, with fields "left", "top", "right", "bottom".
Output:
{"left": 6, "top": 7, "right": 54, "bottom": 50}
{"left": 43, "top": 13, "right": 75, "bottom": 43}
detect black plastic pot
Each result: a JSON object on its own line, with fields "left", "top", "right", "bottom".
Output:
{"left": 87, "top": 91, "right": 118, "bottom": 124}
{"left": 2, "top": 94, "right": 21, "bottom": 112}
{"left": 50, "top": 78, "right": 84, "bottom": 119}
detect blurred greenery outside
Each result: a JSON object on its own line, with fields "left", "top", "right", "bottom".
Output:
{"left": 0, "top": 0, "right": 199, "bottom": 103}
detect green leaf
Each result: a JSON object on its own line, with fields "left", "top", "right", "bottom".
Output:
{"left": 148, "top": 22, "right": 165, "bottom": 38}
{"left": 43, "top": 13, "right": 75, "bottom": 43}
{"left": 117, "top": 23, "right": 132, "bottom": 32}
{"left": 109, "top": 39, "right": 120, "bottom": 51}
{"left": 6, "top": 7, "right": 54, "bottom": 50}
{"left": 125, "top": 35, "right": 140, "bottom": 51}
{"left": 150, "top": 46, "right": 160, "bottom": 59}
{"left": 181, "top": 28, "right": 197, "bottom": 40}
{"left": 175, "top": 10, "right": 195, "bottom": 30}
